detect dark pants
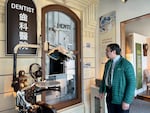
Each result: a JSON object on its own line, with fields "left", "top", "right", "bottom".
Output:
{"left": 106, "top": 87, "right": 129, "bottom": 113}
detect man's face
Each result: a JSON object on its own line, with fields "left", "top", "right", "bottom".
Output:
{"left": 105, "top": 47, "right": 116, "bottom": 59}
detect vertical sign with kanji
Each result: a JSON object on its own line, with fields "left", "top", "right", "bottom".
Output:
{"left": 7, "top": 0, "right": 37, "bottom": 54}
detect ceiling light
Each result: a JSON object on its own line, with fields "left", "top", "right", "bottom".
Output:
{"left": 121, "top": 0, "right": 128, "bottom": 3}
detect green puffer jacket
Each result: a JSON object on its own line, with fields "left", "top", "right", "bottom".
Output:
{"left": 99, "top": 56, "right": 136, "bottom": 104}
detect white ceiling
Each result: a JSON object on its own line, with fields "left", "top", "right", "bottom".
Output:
{"left": 125, "top": 16, "right": 150, "bottom": 37}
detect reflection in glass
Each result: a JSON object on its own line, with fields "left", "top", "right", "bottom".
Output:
{"left": 44, "top": 11, "right": 76, "bottom": 105}
{"left": 45, "top": 11, "right": 75, "bottom": 50}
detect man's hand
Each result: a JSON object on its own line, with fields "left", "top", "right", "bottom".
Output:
{"left": 122, "top": 102, "right": 130, "bottom": 110}
{"left": 98, "top": 93, "right": 104, "bottom": 99}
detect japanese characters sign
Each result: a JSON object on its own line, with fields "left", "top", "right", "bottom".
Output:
{"left": 7, "top": 0, "right": 37, "bottom": 54}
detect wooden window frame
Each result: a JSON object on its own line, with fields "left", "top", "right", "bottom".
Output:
{"left": 41, "top": 4, "right": 82, "bottom": 110}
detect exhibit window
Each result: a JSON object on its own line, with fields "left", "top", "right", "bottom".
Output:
{"left": 41, "top": 5, "right": 81, "bottom": 110}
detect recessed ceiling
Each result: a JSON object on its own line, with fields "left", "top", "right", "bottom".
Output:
{"left": 125, "top": 16, "right": 150, "bottom": 37}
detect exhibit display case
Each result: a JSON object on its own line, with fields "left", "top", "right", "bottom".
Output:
{"left": 41, "top": 5, "right": 82, "bottom": 110}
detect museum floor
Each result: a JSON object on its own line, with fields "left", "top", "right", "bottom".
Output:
{"left": 129, "top": 91, "right": 150, "bottom": 113}
{"left": 136, "top": 91, "right": 150, "bottom": 102}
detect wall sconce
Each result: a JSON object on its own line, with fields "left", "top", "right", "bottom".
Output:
{"left": 143, "top": 43, "right": 148, "bottom": 56}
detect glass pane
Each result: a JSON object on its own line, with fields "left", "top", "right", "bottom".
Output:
{"left": 44, "top": 11, "right": 77, "bottom": 105}
{"left": 45, "top": 11, "right": 76, "bottom": 50}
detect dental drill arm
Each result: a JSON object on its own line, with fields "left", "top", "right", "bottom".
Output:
{"left": 12, "top": 44, "right": 40, "bottom": 92}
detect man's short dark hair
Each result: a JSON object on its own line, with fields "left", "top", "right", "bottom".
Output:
{"left": 107, "top": 43, "right": 121, "bottom": 55}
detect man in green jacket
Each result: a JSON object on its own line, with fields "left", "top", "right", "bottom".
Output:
{"left": 99, "top": 43, "right": 136, "bottom": 113}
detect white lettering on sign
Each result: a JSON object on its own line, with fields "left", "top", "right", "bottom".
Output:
{"left": 11, "top": 3, "right": 34, "bottom": 13}
{"left": 19, "top": 13, "right": 28, "bottom": 22}
{"left": 18, "top": 12, "right": 29, "bottom": 49}
{"left": 19, "top": 22, "right": 28, "bottom": 31}
{"left": 19, "top": 31, "right": 28, "bottom": 40}
{"left": 19, "top": 41, "right": 28, "bottom": 50}
{"left": 57, "top": 23, "right": 71, "bottom": 30}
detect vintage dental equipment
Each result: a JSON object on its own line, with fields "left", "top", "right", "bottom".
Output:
{"left": 29, "top": 63, "right": 42, "bottom": 82}
{"left": 29, "top": 63, "right": 61, "bottom": 93}
{"left": 44, "top": 42, "right": 75, "bottom": 60}
{"left": 12, "top": 42, "right": 75, "bottom": 113}
{"left": 15, "top": 70, "right": 39, "bottom": 113}
{"left": 11, "top": 43, "right": 56, "bottom": 113}
{"left": 15, "top": 70, "right": 54, "bottom": 113}
{"left": 16, "top": 85, "right": 33, "bottom": 113}
{"left": 12, "top": 44, "right": 40, "bottom": 92}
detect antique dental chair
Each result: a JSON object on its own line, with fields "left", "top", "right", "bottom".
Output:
{"left": 11, "top": 44, "right": 57, "bottom": 113}
{"left": 15, "top": 68, "right": 57, "bottom": 113}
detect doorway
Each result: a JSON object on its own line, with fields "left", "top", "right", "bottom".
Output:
{"left": 120, "top": 14, "right": 150, "bottom": 56}
{"left": 120, "top": 13, "right": 150, "bottom": 99}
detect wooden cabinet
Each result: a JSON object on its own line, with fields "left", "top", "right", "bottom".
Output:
{"left": 90, "top": 85, "right": 107, "bottom": 113}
